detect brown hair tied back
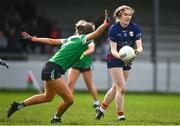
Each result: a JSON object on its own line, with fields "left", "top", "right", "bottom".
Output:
{"left": 75, "top": 20, "right": 95, "bottom": 35}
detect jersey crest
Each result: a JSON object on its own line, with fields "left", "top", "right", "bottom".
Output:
{"left": 129, "top": 31, "right": 134, "bottom": 37}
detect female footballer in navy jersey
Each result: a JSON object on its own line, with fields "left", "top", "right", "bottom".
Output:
{"left": 7, "top": 11, "right": 109, "bottom": 123}
{"left": 96, "top": 5, "right": 143, "bottom": 120}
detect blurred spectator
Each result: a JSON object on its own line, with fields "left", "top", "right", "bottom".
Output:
{"left": 50, "top": 22, "right": 61, "bottom": 39}
{"left": 7, "top": 28, "right": 22, "bottom": 53}
{"left": 13, "top": 0, "right": 36, "bottom": 22}
{"left": 45, "top": 22, "right": 61, "bottom": 55}
{"left": 0, "top": 0, "right": 58, "bottom": 56}
{"left": 92, "top": 15, "right": 109, "bottom": 61}
{"left": 94, "top": 15, "right": 106, "bottom": 47}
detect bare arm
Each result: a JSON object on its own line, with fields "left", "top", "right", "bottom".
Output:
{"left": 21, "top": 32, "right": 63, "bottom": 45}
{"left": 135, "top": 38, "right": 143, "bottom": 55}
{"left": 110, "top": 40, "right": 120, "bottom": 59}
{"left": 86, "top": 10, "right": 109, "bottom": 42}
{"left": 110, "top": 38, "right": 143, "bottom": 59}
{"left": 86, "top": 22, "right": 108, "bottom": 41}
{"left": 83, "top": 43, "right": 95, "bottom": 56}
{"left": 32, "top": 37, "right": 63, "bottom": 45}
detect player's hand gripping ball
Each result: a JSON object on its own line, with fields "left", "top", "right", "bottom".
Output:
{"left": 119, "top": 45, "right": 136, "bottom": 65}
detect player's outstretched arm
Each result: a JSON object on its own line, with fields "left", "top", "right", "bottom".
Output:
{"left": 21, "top": 32, "right": 63, "bottom": 45}
{"left": 87, "top": 10, "right": 109, "bottom": 41}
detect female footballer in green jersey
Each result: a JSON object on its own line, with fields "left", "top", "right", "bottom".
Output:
{"left": 7, "top": 10, "right": 109, "bottom": 123}
{"left": 67, "top": 40, "right": 100, "bottom": 109}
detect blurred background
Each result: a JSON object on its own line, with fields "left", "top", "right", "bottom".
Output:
{"left": 0, "top": 0, "right": 180, "bottom": 93}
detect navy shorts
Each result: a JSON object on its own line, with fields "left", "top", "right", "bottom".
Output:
{"left": 106, "top": 57, "right": 131, "bottom": 71}
{"left": 41, "top": 61, "right": 65, "bottom": 81}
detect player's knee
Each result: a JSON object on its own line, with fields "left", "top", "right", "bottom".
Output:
{"left": 86, "top": 84, "right": 92, "bottom": 90}
{"left": 117, "top": 88, "right": 125, "bottom": 95}
{"left": 68, "top": 80, "right": 75, "bottom": 87}
{"left": 87, "top": 82, "right": 95, "bottom": 90}
{"left": 120, "top": 88, "right": 125, "bottom": 95}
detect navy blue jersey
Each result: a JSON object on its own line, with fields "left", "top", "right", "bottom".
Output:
{"left": 106, "top": 22, "right": 142, "bottom": 69}
{"left": 108, "top": 22, "right": 142, "bottom": 52}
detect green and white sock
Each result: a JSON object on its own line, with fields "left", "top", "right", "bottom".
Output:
{"left": 17, "top": 102, "right": 25, "bottom": 109}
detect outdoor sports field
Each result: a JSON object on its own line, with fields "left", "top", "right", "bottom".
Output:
{"left": 0, "top": 90, "right": 180, "bottom": 125}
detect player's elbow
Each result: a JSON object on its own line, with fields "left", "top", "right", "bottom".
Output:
{"left": 49, "top": 39, "right": 59, "bottom": 45}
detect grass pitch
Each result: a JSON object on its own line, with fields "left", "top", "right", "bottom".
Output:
{"left": 0, "top": 90, "right": 180, "bottom": 125}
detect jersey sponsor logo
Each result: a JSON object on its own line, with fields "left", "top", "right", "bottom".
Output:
{"left": 129, "top": 31, "right": 134, "bottom": 37}
{"left": 117, "top": 33, "right": 122, "bottom": 37}
{"left": 123, "top": 32, "right": 127, "bottom": 37}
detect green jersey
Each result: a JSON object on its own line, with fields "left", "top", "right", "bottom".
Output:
{"left": 49, "top": 34, "right": 89, "bottom": 72}
{"left": 72, "top": 41, "right": 94, "bottom": 69}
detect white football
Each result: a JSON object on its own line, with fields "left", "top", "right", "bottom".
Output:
{"left": 119, "top": 45, "right": 135, "bottom": 62}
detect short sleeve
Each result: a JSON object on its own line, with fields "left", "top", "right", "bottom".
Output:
{"left": 134, "top": 24, "right": 142, "bottom": 41}
{"left": 81, "top": 35, "right": 88, "bottom": 44}
{"left": 88, "top": 40, "right": 95, "bottom": 46}
{"left": 108, "top": 25, "right": 118, "bottom": 42}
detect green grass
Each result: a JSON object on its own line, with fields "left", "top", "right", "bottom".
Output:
{"left": 0, "top": 90, "right": 180, "bottom": 125}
